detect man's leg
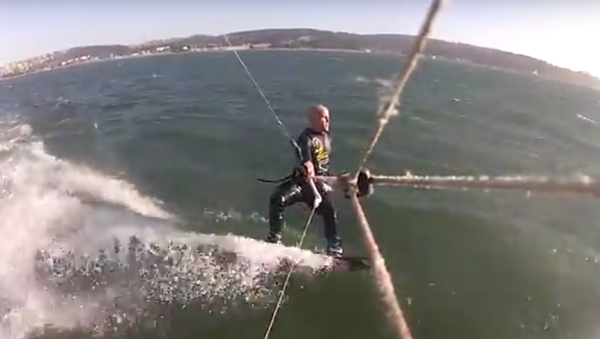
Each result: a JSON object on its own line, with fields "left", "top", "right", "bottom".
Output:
{"left": 266, "top": 180, "right": 304, "bottom": 244}
{"left": 315, "top": 189, "right": 343, "bottom": 257}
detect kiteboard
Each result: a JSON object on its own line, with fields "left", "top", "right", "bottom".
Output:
{"left": 319, "top": 254, "right": 371, "bottom": 274}
{"left": 212, "top": 237, "right": 371, "bottom": 275}
{"left": 277, "top": 248, "right": 372, "bottom": 275}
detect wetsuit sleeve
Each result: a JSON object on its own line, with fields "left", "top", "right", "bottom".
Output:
{"left": 296, "top": 133, "right": 312, "bottom": 164}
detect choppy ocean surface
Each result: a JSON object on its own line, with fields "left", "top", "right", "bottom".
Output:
{"left": 1, "top": 50, "right": 600, "bottom": 339}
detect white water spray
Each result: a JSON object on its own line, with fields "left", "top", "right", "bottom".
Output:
{"left": 0, "top": 120, "right": 332, "bottom": 339}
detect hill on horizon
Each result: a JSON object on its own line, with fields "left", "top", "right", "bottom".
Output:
{"left": 5, "top": 28, "right": 600, "bottom": 88}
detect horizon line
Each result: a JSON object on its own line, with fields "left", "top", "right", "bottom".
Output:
{"left": 0, "top": 27, "right": 550, "bottom": 68}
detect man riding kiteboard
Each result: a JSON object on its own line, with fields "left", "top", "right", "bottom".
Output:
{"left": 264, "top": 104, "right": 343, "bottom": 257}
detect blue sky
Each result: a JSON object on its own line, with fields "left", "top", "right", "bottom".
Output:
{"left": 1, "top": 0, "right": 599, "bottom": 76}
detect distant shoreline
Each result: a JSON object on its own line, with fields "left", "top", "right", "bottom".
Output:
{"left": 0, "top": 47, "right": 596, "bottom": 91}
{"left": 2, "top": 28, "right": 598, "bottom": 88}
{"left": 0, "top": 47, "right": 379, "bottom": 82}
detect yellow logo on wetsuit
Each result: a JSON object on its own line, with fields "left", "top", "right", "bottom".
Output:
{"left": 312, "top": 138, "right": 328, "bottom": 163}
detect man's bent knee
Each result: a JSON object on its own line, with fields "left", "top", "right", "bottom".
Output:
{"left": 269, "top": 192, "right": 287, "bottom": 211}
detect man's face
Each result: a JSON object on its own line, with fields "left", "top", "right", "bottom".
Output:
{"left": 310, "top": 107, "right": 330, "bottom": 132}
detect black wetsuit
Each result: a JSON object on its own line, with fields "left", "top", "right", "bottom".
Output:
{"left": 267, "top": 127, "right": 342, "bottom": 253}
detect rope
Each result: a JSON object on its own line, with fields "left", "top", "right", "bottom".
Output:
{"left": 353, "top": 0, "right": 445, "bottom": 181}
{"left": 222, "top": 33, "right": 323, "bottom": 339}
{"left": 314, "top": 172, "right": 600, "bottom": 198}
{"left": 371, "top": 173, "right": 600, "bottom": 197}
{"left": 222, "top": 34, "right": 302, "bottom": 157}
{"left": 223, "top": 32, "right": 323, "bottom": 205}
{"left": 262, "top": 206, "right": 318, "bottom": 339}
{"left": 350, "top": 196, "right": 414, "bottom": 339}
{"left": 347, "top": 1, "right": 445, "bottom": 339}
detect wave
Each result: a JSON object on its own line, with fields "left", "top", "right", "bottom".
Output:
{"left": 0, "top": 120, "right": 332, "bottom": 339}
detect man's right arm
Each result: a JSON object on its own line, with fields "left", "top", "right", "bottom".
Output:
{"left": 296, "top": 133, "right": 315, "bottom": 177}
{"left": 296, "top": 133, "right": 312, "bottom": 164}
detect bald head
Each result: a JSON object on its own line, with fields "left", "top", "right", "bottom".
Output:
{"left": 307, "top": 104, "right": 330, "bottom": 133}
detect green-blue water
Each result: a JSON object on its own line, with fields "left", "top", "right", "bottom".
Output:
{"left": 1, "top": 50, "right": 600, "bottom": 339}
